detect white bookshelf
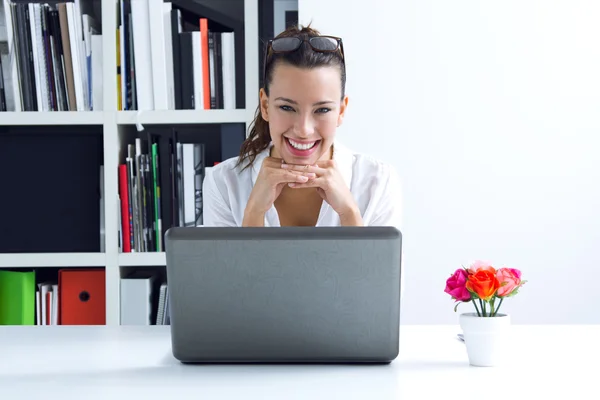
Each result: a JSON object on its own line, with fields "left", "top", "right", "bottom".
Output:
{"left": 1, "top": 111, "right": 106, "bottom": 125}
{"left": 119, "top": 252, "right": 166, "bottom": 267}
{"left": 0, "top": 0, "right": 260, "bottom": 326}
{"left": 0, "top": 253, "right": 106, "bottom": 268}
{"left": 116, "top": 109, "right": 253, "bottom": 125}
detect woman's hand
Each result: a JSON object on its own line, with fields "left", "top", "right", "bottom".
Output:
{"left": 282, "top": 160, "right": 363, "bottom": 226}
{"left": 243, "top": 157, "right": 317, "bottom": 226}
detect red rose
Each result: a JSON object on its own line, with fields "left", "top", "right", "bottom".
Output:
{"left": 466, "top": 268, "right": 500, "bottom": 301}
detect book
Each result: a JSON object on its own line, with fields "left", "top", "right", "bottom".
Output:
{"left": 0, "top": 269, "right": 36, "bottom": 325}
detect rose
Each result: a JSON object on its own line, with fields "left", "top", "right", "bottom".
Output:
{"left": 467, "top": 260, "right": 495, "bottom": 274}
{"left": 444, "top": 269, "right": 471, "bottom": 302}
{"left": 496, "top": 268, "right": 522, "bottom": 297}
{"left": 466, "top": 268, "right": 500, "bottom": 301}
{"left": 508, "top": 268, "right": 521, "bottom": 280}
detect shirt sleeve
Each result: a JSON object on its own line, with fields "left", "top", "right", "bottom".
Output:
{"left": 369, "top": 164, "right": 403, "bottom": 231}
{"left": 202, "top": 169, "right": 237, "bottom": 227}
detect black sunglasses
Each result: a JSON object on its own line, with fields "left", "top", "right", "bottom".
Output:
{"left": 262, "top": 36, "right": 345, "bottom": 86}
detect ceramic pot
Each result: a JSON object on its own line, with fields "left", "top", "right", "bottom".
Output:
{"left": 459, "top": 312, "right": 511, "bottom": 367}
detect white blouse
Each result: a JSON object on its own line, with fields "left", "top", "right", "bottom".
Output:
{"left": 202, "top": 140, "right": 403, "bottom": 230}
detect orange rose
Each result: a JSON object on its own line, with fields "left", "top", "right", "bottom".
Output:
{"left": 466, "top": 269, "right": 500, "bottom": 301}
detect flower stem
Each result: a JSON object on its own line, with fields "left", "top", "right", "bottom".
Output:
{"left": 490, "top": 298, "right": 495, "bottom": 316}
{"left": 494, "top": 298, "right": 504, "bottom": 316}
{"left": 479, "top": 299, "right": 486, "bottom": 317}
{"left": 472, "top": 299, "right": 481, "bottom": 317}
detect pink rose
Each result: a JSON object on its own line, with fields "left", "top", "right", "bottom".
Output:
{"left": 508, "top": 268, "right": 521, "bottom": 280}
{"left": 468, "top": 260, "right": 495, "bottom": 274}
{"left": 496, "top": 268, "right": 522, "bottom": 297}
{"left": 445, "top": 268, "right": 471, "bottom": 301}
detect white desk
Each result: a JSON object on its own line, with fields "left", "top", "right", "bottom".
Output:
{"left": 0, "top": 325, "right": 597, "bottom": 399}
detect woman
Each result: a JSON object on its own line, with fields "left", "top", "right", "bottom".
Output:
{"left": 202, "top": 24, "right": 402, "bottom": 229}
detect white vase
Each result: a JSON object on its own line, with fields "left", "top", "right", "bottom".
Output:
{"left": 459, "top": 312, "right": 511, "bottom": 367}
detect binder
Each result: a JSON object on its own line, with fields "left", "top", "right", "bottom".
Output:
{"left": 0, "top": 270, "right": 36, "bottom": 325}
{"left": 120, "top": 272, "right": 155, "bottom": 325}
{"left": 58, "top": 268, "right": 105, "bottom": 325}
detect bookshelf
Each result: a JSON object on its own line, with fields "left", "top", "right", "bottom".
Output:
{"left": 0, "top": 0, "right": 261, "bottom": 326}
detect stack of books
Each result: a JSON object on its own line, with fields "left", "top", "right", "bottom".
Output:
{"left": 117, "top": 0, "right": 237, "bottom": 111}
{"left": 118, "top": 133, "right": 209, "bottom": 253}
{"left": 0, "top": 0, "right": 102, "bottom": 112}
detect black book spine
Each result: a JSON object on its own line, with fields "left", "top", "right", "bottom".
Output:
{"left": 15, "top": 5, "right": 32, "bottom": 110}
{"left": 170, "top": 9, "right": 183, "bottom": 110}
{"left": 158, "top": 133, "right": 176, "bottom": 235}
{"left": 41, "top": 5, "right": 57, "bottom": 111}
{"left": 179, "top": 32, "right": 194, "bottom": 109}
{"left": 127, "top": 12, "right": 136, "bottom": 110}
{"left": 49, "top": 9, "right": 68, "bottom": 111}
{"left": 23, "top": 5, "right": 38, "bottom": 111}
{"left": 0, "top": 54, "right": 6, "bottom": 111}
{"left": 123, "top": 0, "right": 133, "bottom": 110}
{"left": 233, "top": 25, "right": 244, "bottom": 109}
{"left": 215, "top": 32, "right": 223, "bottom": 109}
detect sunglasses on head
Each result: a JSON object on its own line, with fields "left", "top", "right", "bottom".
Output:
{"left": 262, "top": 35, "right": 345, "bottom": 86}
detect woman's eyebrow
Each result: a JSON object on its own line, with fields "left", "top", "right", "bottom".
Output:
{"left": 275, "top": 97, "right": 335, "bottom": 106}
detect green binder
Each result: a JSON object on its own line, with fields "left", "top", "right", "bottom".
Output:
{"left": 0, "top": 270, "right": 36, "bottom": 325}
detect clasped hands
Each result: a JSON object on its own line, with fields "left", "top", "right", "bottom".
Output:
{"left": 245, "top": 157, "right": 362, "bottom": 224}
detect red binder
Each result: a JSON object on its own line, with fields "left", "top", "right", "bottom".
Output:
{"left": 58, "top": 269, "right": 106, "bottom": 325}
{"left": 119, "top": 164, "right": 131, "bottom": 252}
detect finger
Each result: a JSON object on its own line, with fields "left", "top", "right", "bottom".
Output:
{"left": 264, "top": 164, "right": 316, "bottom": 178}
{"left": 288, "top": 178, "right": 324, "bottom": 189}
{"left": 272, "top": 170, "right": 316, "bottom": 184}
{"left": 280, "top": 163, "right": 326, "bottom": 175}
{"left": 315, "top": 160, "right": 336, "bottom": 169}
{"left": 278, "top": 169, "right": 316, "bottom": 179}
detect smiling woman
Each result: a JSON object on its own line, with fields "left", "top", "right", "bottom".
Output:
{"left": 201, "top": 24, "right": 402, "bottom": 230}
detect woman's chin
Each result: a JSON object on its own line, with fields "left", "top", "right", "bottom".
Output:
{"left": 283, "top": 153, "right": 321, "bottom": 165}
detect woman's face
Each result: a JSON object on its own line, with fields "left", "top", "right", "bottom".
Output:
{"left": 260, "top": 63, "right": 348, "bottom": 165}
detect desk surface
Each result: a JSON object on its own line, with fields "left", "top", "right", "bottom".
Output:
{"left": 0, "top": 324, "right": 597, "bottom": 399}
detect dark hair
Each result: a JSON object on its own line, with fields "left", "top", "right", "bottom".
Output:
{"left": 236, "top": 24, "right": 346, "bottom": 170}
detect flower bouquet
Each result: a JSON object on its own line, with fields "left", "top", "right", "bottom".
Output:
{"left": 444, "top": 260, "right": 526, "bottom": 317}
{"left": 444, "top": 260, "right": 527, "bottom": 367}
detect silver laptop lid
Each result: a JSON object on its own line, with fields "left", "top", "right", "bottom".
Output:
{"left": 165, "top": 226, "right": 402, "bottom": 363}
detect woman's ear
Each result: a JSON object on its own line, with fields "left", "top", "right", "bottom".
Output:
{"left": 260, "top": 88, "right": 269, "bottom": 121}
{"left": 337, "top": 95, "right": 349, "bottom": 127}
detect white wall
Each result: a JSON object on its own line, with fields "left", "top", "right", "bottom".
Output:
{"left": 298, "top": 0, "right": 600, "bottom": 325}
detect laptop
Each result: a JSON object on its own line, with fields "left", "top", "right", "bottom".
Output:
{"left": 164, "top": 226, "right": 402, "bottom": 364}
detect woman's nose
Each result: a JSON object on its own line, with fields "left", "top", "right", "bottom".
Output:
{"left": 294, "top": 114, "right": 315, "bottom": 138}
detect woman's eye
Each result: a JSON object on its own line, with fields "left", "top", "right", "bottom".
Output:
{"left": 316, "top": 108, "right": 331, "bottom": 114}
{"left": 279, "top": 105, "right": 294, "bottom": 112}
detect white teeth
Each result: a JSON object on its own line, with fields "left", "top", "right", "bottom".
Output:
{"left": 288, "top": 138, "right": 317, "bottom": 150}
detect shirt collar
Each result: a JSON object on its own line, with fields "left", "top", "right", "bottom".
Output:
{"left": 250, "top": 140, "right": 353, "bottom": 189}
